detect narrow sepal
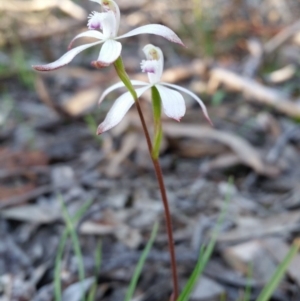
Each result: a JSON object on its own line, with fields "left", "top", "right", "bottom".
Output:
{"left": 97, "top": 86, "right": 150, "bottom": 134}
{"left": 99, "top": 80, "right": 148, "bottom": 105}
{"left": 33, "top": 41, "right": 102, "bottom": 71}
{"left": 68, "top": 30, "right": 104, "bottom": 49}
{"left": 116, "top": 24, "right": 185, "bottom": 46}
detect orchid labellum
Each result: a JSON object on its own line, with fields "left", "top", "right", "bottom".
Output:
{"left": 97, "top": 44, "right": 212, "bottom": 134}
{"left": 33, "top": 0, "right": 184, "bottom": 71}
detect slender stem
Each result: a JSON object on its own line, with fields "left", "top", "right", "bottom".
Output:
{"left": 135, "top": 100, "right": 179, "bottom": 300}
{"left": 114, "top": 57, "right": 179, "bottom": 300}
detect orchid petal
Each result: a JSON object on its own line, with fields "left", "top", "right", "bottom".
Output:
{"left": 97, "top": 85, "right": 150, "bottom": 134}
{"left": 116, "top": 24, "right": 185, "bottom": 46}
{"left": 92, "top": 39, "right": 122, "bottom": 68}
{"left": 33, "top": 41, "right": 102, "bottom": 71}
{"left": 102, "top": 10, "right": 117, "bottom": 38}
{"left": 156, "top": 85, "right": 186, "bottom": 121}
{"left": 99, "top": 80, "right": 148, "bottom": 104}
{"left": 68, "top": 30, "right": 104, "bottom": 49}
{"left": 102, "top": 0, "right": 120, "bottom": 32}
{"left": 111, "top": 1, "right": 120, "bottom": 33}
{"left": 161, "top": 83, "right": 213, "bottom": 125}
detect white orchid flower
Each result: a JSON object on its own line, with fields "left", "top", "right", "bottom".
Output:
{"left": 33, "top": 0, "right": 184, "bottom": 71}
{"left": 97, "top": 44, "right": 212, "bottom": 134}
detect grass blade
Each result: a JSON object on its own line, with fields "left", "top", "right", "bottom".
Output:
{"left": 177, "top": 178, "right": 233, "bottom": 301}
{"left": 87, "top": 241, "right": 102, "bottom": 301}
{"left": 256, "top": 239, "right": 300, "bottom": 301}
{"left": 124, "top": 222, "right": 159, "bottom": 301}
{"left": 242, "top": 264, "right": 253, "bottom": 301}
{"left": 54, "top": 199, "right": 93, "bottom": 301}
{"left": 59, "top": 196, "right": 91, "bottom": 301}
{"left": 54, "top": 228, "right": 69, "bottom": 301}
{"left": 177, "top": 228, "right": 217, "bottom": 301}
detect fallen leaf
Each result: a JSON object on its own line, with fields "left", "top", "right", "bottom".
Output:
{"left": 191, "top": 276, "right": 225, "bottom": 301}
{"left": 0, "top": 204, "right": 61, "bottom": 224}
{"left": 62, "top": 88, "right": 101, "bottom": 117}
{"left": 223, "top": 240, "right": 276, "bottom": 282}
{"left": 62, "top": 277, "right": 95, "bottom": 301}
{"left": 263, "top": 237, "right": 300, "bottom": 287}
{"left": 217, "top": 210, "right": 300, "bottom": 243}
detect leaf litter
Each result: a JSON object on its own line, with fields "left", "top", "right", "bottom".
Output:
{"left": 1, "top": 0, "right": 300, "bottom": 300}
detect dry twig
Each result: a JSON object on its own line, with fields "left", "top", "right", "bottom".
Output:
{"left": 0, "top": 0, "right": 87, "bottom": 20}
{"left": 209, "top": 68, "right": 300, "bottom": 118}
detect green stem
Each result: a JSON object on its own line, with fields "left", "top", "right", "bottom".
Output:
{"left": 151, "top": 86, "right": 163, "bottom": 159}
{"left": 114, "top": 56, "right": 137, "bottom": 99}
{"left": 113, "top": 57, "right": 179, "bottom": 300}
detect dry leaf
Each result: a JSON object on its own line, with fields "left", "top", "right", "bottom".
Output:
{"left": 63, "top": 88, "right": 101, "bottom": 117}
{"left": 0, "top": 204, "right": 61, "bottom": 224}
{"left": 218, "top": 210, "right": 300, "bottom": 243}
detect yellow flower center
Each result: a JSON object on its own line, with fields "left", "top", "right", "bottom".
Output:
{"left": 149, "top": 48, "right": 159, "bottom": 60}
{"left": 102, "top": 0, "right": 116, "bottom": 12}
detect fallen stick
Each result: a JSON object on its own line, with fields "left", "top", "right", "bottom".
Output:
{"left": 209, "top": 68, "right": 300, "bottom": 118}
{"left": 0, "top": 185, "right": 52, "bottom": 210}
{"left": 264, "top": 19, "right": 300, "bottom": 54}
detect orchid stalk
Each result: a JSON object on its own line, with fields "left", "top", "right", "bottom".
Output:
{"left": 101, "top": 45, "right": 212, "bottom": 300}
{"left": 112, "top": 56, "right": 180, "bottom": 300}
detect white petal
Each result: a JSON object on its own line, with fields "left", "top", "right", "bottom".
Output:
{"left": 102, "top": 0, "right": 120, "bottom": 32}
{"left": 92, "top": 39, "right": 122, "bottom": 68}
{"left": 156, "top": 85, "right": 186, "bottom": 121}
{"left": 90, "top": 0, "right": 101, "bottom": 3}
{"left": 161, "top": 83, "right": 213, "bottom": 125}
{"left": 141, "top": 45, "right": 164, "bottom": 84}
{"left": 116, "top": 24, "right": 185, "bottom": 46}
{"left": 33, "top": 41, "right": 102, "bottom": 71}
{"left": 97, "top": 86, "right": 150, "bottom": 134}
{"left": 68, "top": 30, "right": 104, "bottom": 49}
{"left": 99, "top": 80, "right": 148, "bottom": 104}
{"left": 102, "top": 10, "right": 117, "bottom": 38}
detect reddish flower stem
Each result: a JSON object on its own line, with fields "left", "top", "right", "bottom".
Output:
{"left": 134, "top": 100, "right": 179, "bottom": 300}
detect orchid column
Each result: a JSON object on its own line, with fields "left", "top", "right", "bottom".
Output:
{"left": 33, "top": 0, "right": 212, "bottom": 300}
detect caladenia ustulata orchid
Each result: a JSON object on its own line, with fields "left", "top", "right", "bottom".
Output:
{"left": 99, "top": 47, "right": 212, "bottom": 301}
{"left": 32, "top": 1, "right": 212, "bottom": 299}
{"left": 32, "top": 0, "right": 184, "bottom": 71}
{"left": 105, "top": 50, "right": 212, "bottom": 301}
{"left": 97, "top": 44, "right": 212, "bottom": 158}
